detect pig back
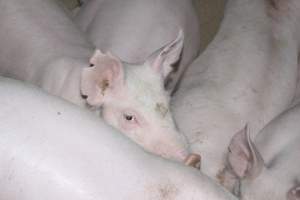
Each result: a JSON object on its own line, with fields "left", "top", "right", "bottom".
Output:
{"left": 0, "top": 0, "right": 93, "bottom": 85}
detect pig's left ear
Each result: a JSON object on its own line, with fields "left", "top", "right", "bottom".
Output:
{"left": 227, "top": 125, "right": 264, "bottom": 180}
{"left": 146, "top": 30, "right": 184, "bottom": 79}
{"left": 81, "top": 49, "right": 124, "bottom": 107}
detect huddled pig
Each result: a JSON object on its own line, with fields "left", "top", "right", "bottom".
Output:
{"left": 221, "top": 102, "right": 300, "bottom": 200}
{"left": 172, "top": 0, "right": 300, "bottom": 179}
{"left": 74, "top": 0, "right": 201, "bottom": 91}
{"left": 0, "top": 0, "right": 190, "bottom": 162}
{"left": 0, "top": 77, "right": 237, "bottom": 200}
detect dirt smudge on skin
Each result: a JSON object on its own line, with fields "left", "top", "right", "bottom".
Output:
{"left": 99, "top": 79, "right": 109, "bottom": 95}
{"left": 145, "top": 180, "right": 180, "bottom": 200}
{"left": 155, "top": 102, "right": 169, "bottom": 118}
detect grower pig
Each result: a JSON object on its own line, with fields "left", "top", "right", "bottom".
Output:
{"left": 172, "top": 0, "right": 299, "bottom": 178}
{"left": 0, "top": 0, "right": 189, "bottom": 162}
{"left": 0, "top": 77, "right": 237, "bottom": 200}
{"left": 74, "top": 0, "right": 201, "bottom": 91}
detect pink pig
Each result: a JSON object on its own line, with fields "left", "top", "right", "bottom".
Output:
{"left": 172, "top": 0, "right": 300, "bottom": 179}
{"left": 0, "top": 77, "right": 236, "bottom": 200}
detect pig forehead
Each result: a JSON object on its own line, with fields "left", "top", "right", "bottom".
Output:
{"left": 124, "top": 66, "right": 169, "bottom": 114}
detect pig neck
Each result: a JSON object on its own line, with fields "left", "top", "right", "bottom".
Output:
{"left": 176, "top": 0, "right": 299, "bottom": 179}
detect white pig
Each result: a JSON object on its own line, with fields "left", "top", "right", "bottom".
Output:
{"left": 172, "top": 0, "right": 300, "bottom": 179}
{"left": 74, "top": 0, "right": 201, "bottom": 91}
{"left": 0, "top": 77, "right": 237, "bottom": 200}
{"left": 0, "top": 0, "right": 189, "bottom": 162}
{"left": 221, "top": 103, "right": 300, "bottom": 200}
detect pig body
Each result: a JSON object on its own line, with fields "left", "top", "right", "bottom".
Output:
{"left": 75, "top": 0, "right": 201, "bottom": 91}
{"left": 0, "top": 77, "right": 237, "bottom": 200}
{"left": 223, "top": 103, "right": 300, "bottom": 200}
{"left": 0, "top": 0, "right": 189, "bottom": 162}
{"left": 172, "top": 0, "right": 300, "bottom": 179}
{"left": 0, "top": 0, "right": 93, "bottom": 106}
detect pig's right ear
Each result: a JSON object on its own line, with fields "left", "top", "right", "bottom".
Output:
{"left": 80, "top": 49, "right": 124, "bottom": 107}
{"left": 227, "top": 125, "right": 264, "bottom": 180}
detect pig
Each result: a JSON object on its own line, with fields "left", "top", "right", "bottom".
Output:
{"left": 74, "top": 0, "right": 201, "bottom": 91}
{"left": 0, "top": 0, "right": 189, "bottom": 162}
{"left": 171, "top": 0, "right": 300, "bottom": 179}
{"left": 0, "top": 77, "right": 237, "bottom": 200}
{"left": 221, "top": 102, "right": 300, "bottom": 200}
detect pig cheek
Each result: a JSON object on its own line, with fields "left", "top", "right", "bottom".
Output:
{"left": 119, "top": 116, "right": 141, "bottom": 136}
{"left": 101, "top": 106, "right": 121, "bottom": 130}
{"left": 102, "top": 106, "right": 141, "bottom": 142}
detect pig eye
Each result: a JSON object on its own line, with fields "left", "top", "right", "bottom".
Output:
{"left": 123, "top": 114, "right": 135, "bottom": 122}
{"left": 119, "top": 110, "right": 143, "bottom": 130}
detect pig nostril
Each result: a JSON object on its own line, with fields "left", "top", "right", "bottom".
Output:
{"left": 184, "top": 153, "right": 201, "bottom": 170}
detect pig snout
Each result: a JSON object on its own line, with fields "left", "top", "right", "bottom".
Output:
{"left": 152, "top": 138, "right": 190, "bottom": 163}
{"left": 184, "top": 153, "right": 201, "bottom": 169}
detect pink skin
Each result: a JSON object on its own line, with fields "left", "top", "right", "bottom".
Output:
{"left": 0, "top": 77, "right": 238, "bottom": 200}
{"left": 81, "top": 31, "right": 190, "bottom": 162}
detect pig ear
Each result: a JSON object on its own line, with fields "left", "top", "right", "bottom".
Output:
{"left": 146, "top": 29, "right": 184, "bottom": 79}
{"left": 81, "top": 50, "right": 124, "bottom": 107}
{"left": 217, "top": 167, "right": 240, "bottom": 195}
{"left": 287, "top": 185, "right": 300, "bottom": 200}
{"left": 89, "top": 49, "right": 105, "bottom": 65}
{"left": 227, "top": 125, "right": 264, "bottom": 179}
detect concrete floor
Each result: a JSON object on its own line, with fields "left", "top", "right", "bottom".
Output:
{"left": 58, "top": 0, "right": 226, "bottom": 52}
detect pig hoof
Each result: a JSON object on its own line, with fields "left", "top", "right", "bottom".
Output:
{"left": 287, "top": 185, "right": 300, "bottom": 200}
{"left": 184, "top": 153, "right": 201, "bottom": 170}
